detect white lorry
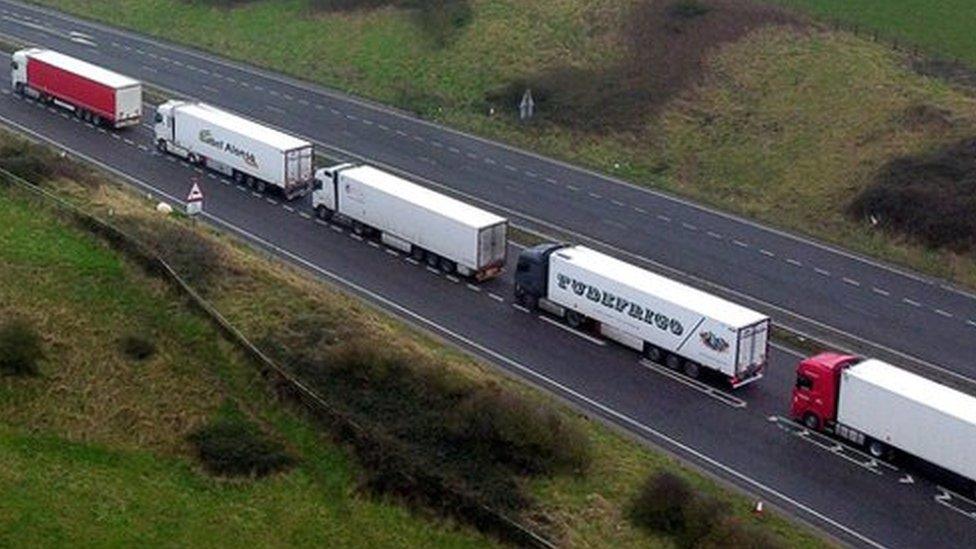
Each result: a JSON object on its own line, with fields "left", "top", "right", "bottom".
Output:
{"left": 793, "top": 353, "right": 976, "bottom": 484}
{"left": 312, "top": 163, "right": 508, "bottom": 280}
{"left": 153, "top": 100, "right": 313, "bottom": 199}
{"left": 514, "top": 244, "right": 769, "bottom": 387}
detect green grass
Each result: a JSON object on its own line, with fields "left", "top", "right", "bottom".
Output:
{"left": 0, "top": 188, "right": 493, "bottom": 547}
{"left": 770, "top": 0, "right": 976, "bottom": 64}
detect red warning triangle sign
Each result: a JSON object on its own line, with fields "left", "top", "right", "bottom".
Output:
{"left": 187, "top": 182, "right": 204, "bottom": 202}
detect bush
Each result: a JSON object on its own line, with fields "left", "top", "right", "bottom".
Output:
{"left": 697, "top": 517, "right": 784, "bottom": 549}
{"left": 116, "top": 214, "right": 225, "bottom": 293}
{"left": 629, "top": 472, "right": 694, "bottom": 534}
{"left": 188, "top": 417, "right": 295, "bottom": 477}
{"left": 677, "top": 492, "right": 729, "bottom": 548}
{"left": 850, "top": 137, "right": 976, "bottom": 252}
{"left": 119, "top": 334, "right": 156, "bottom": 361}
{"left": 0, "top": 318, "right": 44, "bottom": 376}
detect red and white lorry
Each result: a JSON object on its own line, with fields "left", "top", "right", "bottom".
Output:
{"left": 11, "top": 48, "right": 142, "bottom": 128}
{"left": 792, "top": 353, "right": 976, "bottom": 484}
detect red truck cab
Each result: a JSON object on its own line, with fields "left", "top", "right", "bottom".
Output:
{"left": 791, "top": 352, "right": 860, "bottom": 431}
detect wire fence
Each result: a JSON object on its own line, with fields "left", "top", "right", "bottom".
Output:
{"left": 0, "top": 170, "right": 558, "bottom": 549}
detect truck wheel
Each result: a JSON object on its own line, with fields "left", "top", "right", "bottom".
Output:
{"left": 156, "top": 139, "right": 167, "bottom": 152}
{"left": 245, "top": 175, "right": 257, "bottom": 189}
{"left": 643, "top": 345, "right": 663, "bottom": 364}
{"left": 92, "top": 115, "right": 103, "bottom": 126}
{"left": 867, "top": 440, "right": 888, "bottom": 460}
{"left": 352, "top": 221, "right": 366, "bottom": 236}
{"left": 255, "top": 179, "right": 267, "bottom": 193}
{"left": 425, "top": 252, "right": 440, "bottom": 268}
{"left": 665, "top": 354, "right": 681, "bottom": 371}
{"left": 682, "top": 361, "right": 701, "bottom": 379}
{"left": 188, "top": 153, "right": 199, "bottom": 165}
{"left": 316, "top": 206, "right": 333, "bottom": 221}
{"left": 565, "top": 310, "right": 585, "bottom": 329}
{"left": 439, "top": 257, "right": 456, "bottom": 274}
{"left": 802, "top": 413, "right": 820, "bottom": 431}
{"left": 410, "top": 246, "right": 425, "bottom": 262}
{"left": 233, "top": 171, "right": 244, "bottom": 184}
{"left": 14, "top": 83, "right": 24, "bottom": 95}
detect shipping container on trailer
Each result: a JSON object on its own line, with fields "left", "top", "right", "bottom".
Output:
{"left": 11, "top": 48, "right": 142, "bottom": 128}
{"left": 153, "top": 100, "right": 313, "bottom": 199}
{"left": 312, "top": 163, "right": 507, "bottom": 280}
{"left": 514, "top": 244, "right": 769, "bottom": 387}
{"left": 792, "top": 353, "right": 976, "bottom": 485}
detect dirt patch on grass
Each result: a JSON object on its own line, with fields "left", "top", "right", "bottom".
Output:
{"left": 850, "top": 137, "right": 976, "bottom": 252}
{"left": 487, "top": 0, "right": 803, "bottom": 133}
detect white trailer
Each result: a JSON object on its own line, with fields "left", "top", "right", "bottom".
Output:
{"left": 514, "top": 244, "right": 769, "bottom": 387}
{"left": 837, "top": 360, "right": 976, "bottom": 481}
{"left": 312, "top": 164, "right": 507, "bottom": 280}
{"left": 153, "top": 100, "right": 313, "bottom": 199}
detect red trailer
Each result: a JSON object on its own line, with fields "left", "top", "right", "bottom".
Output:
{"left": 11, "top": 48, "right": 142, "bottom": 128}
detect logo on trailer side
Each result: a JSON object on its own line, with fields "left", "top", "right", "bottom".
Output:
{"left": 198, "top": 130, "right": 259, "bottom": 168}
{"left": 554, "top": 273, "right": 685, "bottom": 336}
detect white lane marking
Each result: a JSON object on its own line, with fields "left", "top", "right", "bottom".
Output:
{"left": 251, "top": 192, "right": 261, "bottom": 198}
{"left": 0, "top": 55, "right": 888, "bottom": 549}
{"left": 567, "top": 185, "right": 580, "bottom": 192}
{"left": 786, "top": 258, "right": 802, "bottom": 267}
{"left": 378, "top": 124, "right": 389, "bottom": 131}
{"left": 202, "top": 84, "right": 219, "bottom": 93}
{"left": 588, "top": 192, "right": 602, "bottom": 199}
{"left": 236, "top": 185, "right": 246, "bottom": 192}
{"left": 633, "top": 206, "right": 646, "bottom": 214}
{"left": 538, "top": 316, "right": 606, "bottom": 346}
{"left": 526, "top": 170, "right": 538, "bottom": 178}
{"left": 484, "top": 157, "right": 496, "bottom": 165}
{"left": 842, "top": 277, "right": 861, "bottom": 287}
{"left": 707, "top": 231, "right": 723, "bottom": 239}
{"left": 385, "top": 248, "right": 399, "bottom": 257}
{"left": 967, "top": 320, "right": 976, "bottom": 328}
{"left": 546, "top": 177, "right": 559, "bottom": 185}
{"left": 367, "top": 240, "right": 380, "bottom": 248}
{"left": 639, "top": 359, "right": 746, "bottom": 409}
{"left": 903, "top": 298, "right": 922, "bottom": 307}
{"left": 681, "top": 222, "right": 698, "bottom": 231}
{"left": 362, "top": 119, "right": 373, "bottom": 126}
{"left": 872, "top": 287, "right": 890, "bottom": 297}
{"left": 431, "top": 141, "right": 443, "bottom": 148}
{"left": 425, "top": 266, "right": 440, "bottom": 275}
{"left": 314, "top": 219, "right": 329, "bottom": 226}
{"left": 330, "top": 225, "right": 344, "bottom": 233}
{"left": 466, "top": 152, "right": 478, "bottom": 159}
{"left": 512, "top": 304, "right": 530, "bottom": 313}
{"left": 732, "top": 239, "right": 748, "bottom": 248}
{"left": 657, "top": 215, "right": 672, "bottom": 223}
{"left": 448, "top": 146, "right": 460, "bottom": 154}
{"left": 935, "top": 309, "right": 954, "bottom": 319}
{"left": 265, "top": 197, "right": 277, "bottom": 205}
{"left": 404, "top": 257, "right": 419, "bottom": 265}
{"left": 350, "top": 233, "right": 364, "bottom": 241}
{"left": 505, "top": 164, "right": 518, "bottom": 172}
{"left": 138, "top": 145, "right": 149, "bottom": 152}
{"left": 282, "top": 205, "right": 295, "bottom": 212}
{"left": 760, "top": 249, "right": 776, "bottom": 258}
{"left": 488, "top": 292, "right": 505, "bottom": 302}
{"left": 814, "top": 268, "right": 831, "bottom": 277}
{"left": 266, "top": 105, "right": 285, "bottom": 114}
{"left": 466, "top": 283, "right": 482, "bottom": 292}
{"left": 299, "top": 212, "right": 312, "bottom": 220}
{"left": 446, "top": 275, "right": 460, "bottom": 283}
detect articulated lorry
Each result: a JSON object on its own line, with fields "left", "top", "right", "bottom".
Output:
{"left": 312, "top": 163, "right": 508, "bottom": 280}
{"left": 154, "top": 100, "right": 313, "bottom": 200}
{"left": 514, "top": 244, "right": 769, "bottom": 387}
{"left": 792, "top": 353, "right": 976, "bottom": 484}
{"left": 11, "top": 48, "right": 142, "bottom": 128}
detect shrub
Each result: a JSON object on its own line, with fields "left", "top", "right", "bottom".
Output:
{"left": 0, "top": 141, "right": 55, "bottom": 182}
{"left": 119, "top": 334, "right": 156, "bottom": 361}
{"left": 116, "top": 214, "right": 225, "bottom": 293}
{"left": 0, "top": 318, "right": 44, "bottom": 376}
{"left": 677, "top": 492, "right": 729, "bottom": 548}
{"left": 850, "top": 137, "right": 976, "bottom": 252}
{"left": 188, "top": 417, "right": 295, "bottom": 477}
{"left": 697, "top": 517, "right": 785, "bottom": 549}
{"left": 629, "top": 471, "right": 694, "bottom": 534}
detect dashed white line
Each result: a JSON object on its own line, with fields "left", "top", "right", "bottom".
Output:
{"left": 786, "top": 258, "right": 803, "bottom": 267}
{"left": 431, "top": 141, "right": 443, "bottom": 148}
{"left": 448, "top": 147, "right": 460, "bottom": 154}
{"left": 466, "top": 283, "right": 482, "bottom": 292}
{"left": 732, "top": 239, "right": 749, "bottom": 248}
{"left": 546, "top": 177, "right": 559, "bottom": 184}
{"left": 657, "top": 214, "right": 672, "bottom": 223}
{"left": 682, "top": 222, "right": 698, "bottom": 231}
{"left": 235, "top": 185, "right": 246, "bottom": 192}
{"left": 385, "top": 249, "right": 399, "bottom": 257}
{"left": 405, "top": 257, "right": 420, "bottom": 265}
{"left": 251, "top": 192, "right": 262, "bottom": 198}
{"left": 314, "top": 219, "right": 329, "bottom": 227}
{"left": 484, "top": 158, "right": 496, "bottom": 165}
{"left": 526, "top": 170, "right": 538, "bottom": 178}
{"left": 345, "top": 114, "right": 358, "bottom": 121}
{"left": 512, "top": 304, "right": 530, "bottom": 313}
{"left": 377, "top": 124, "right": 389, "bottom": 130}
{"left": 350, "top": 233, "right": 364, "bottom": 242}
{"left": 266, "top": 105, "right": 285, "bottom": 114}
{"left": 967, "top": 320, "right": 976, "bottom": 328}
{"left": 265, "top": 197, "right": 278, "bottom": 205}
{"left": 395, "top": 130, "right": 407, "bottom": 137}
{"left": 935, "top": 309, "right": 954, "bottom": 318}
{"left": 588, "top": 192, "right": 602, "bottom": 199}
{"left": 425, "top": 266, "right": 440, "bottom": 275}
{"left": 611, "top": 199, "right": 626, "bottom": 207}
{"left": 488, "top": 293, "right": 505, "bottom": 303}
{"left": 872, "top": 287, "right": 890, "bottom": 297}
{"left": 760, "top": 249, "right": 776, "bottom": 258}
{"left": 362, "top": 119, "right": 373, "bottom": 126}
{"left": 842, "top": 277, "right": 861, "bottom": 287}
{"left": 330, "top": 225, "right": 343, "bottom": 233}
{"left": 567, "top": 185, "right": 580, "bottom": 192}
{"left": 633, "top": 206, "right": 647, "bottom": 214}
{"left": 814, "top": 268, "right": 831, "bottom": 277}
{"left": 707, "top": 231, "right": 723, "bottom": 240}
{"left": 505, "top": 165, "right": 518, "bottom": 172}
{"left": 446, "top": 275, "right": 460, "bottom": 283}
{"left": 902, "top": 298, "right": 922, "bottom": 307}
{"left": 367, "top": 240, "right": 380, "bottom": 248}
{"left": 282, "top": 205, "right": 295, "bottom": 213}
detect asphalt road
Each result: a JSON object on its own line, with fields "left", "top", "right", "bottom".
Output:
{"left": 0, "top": 0, "right": 973, "bottom": 388}
{"left": 3, "top": 79, "right": 976, "bottom": 548}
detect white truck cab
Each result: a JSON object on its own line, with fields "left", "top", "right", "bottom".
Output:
{"left": 153, "top": 100, "right": 185, "bottom": 154}
{"left": 311, "top": 163, "right": 357, "bottom": 219}
{"left": 9, "top": 48, "right": 32, "bottom": 92}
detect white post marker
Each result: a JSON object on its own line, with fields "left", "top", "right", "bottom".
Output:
{"left": 186, "top": 180, "right": 204, "bottom": 216}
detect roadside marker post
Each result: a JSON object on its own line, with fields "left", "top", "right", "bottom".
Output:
{"left": 186, "top": 180, "right": 204, "bottom": 216}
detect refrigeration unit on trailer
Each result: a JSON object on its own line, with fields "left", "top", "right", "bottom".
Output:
{"left": 153, "top": 100, "right": 313, "bottom": 200}
{"left": 792, "top": 353, "right": 976, "bottom": 483}
{"left": 514, "top": 244, "right": 769, "bottom": 387}
{"left": 11, "top": 48, "right": 142, "bottom": 128}
{"left": 312, "top": 163, "right": 508, "bottom": 280}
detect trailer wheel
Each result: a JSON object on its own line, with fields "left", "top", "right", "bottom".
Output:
{"left": 425, "top": 252, "right": 440, "bottom": 268}
{"left": 255, "top": 179, "right": 267, "bottom": 193}
{"left": 410, "top": 246, "right": 426, "bottom": 262}
{"left": 682, "top": 360, "right": 701, "bottom": 379}
{"left": 156, "top": 139, "right": 167, "bottom": 152}
{"left": 439, "top": 257, "right": 456, "bottom": 274}
{"left": 233, "top": 171, "right": 244, "bottom": 184}
{"left": 245, "top": 175, "right": 256, "bottom": 189}
{"left": 643, "top": 345, "right": 663, "bottom": 363}
{"left": 664, "top": 354, "right": 681, "bottom": 371}
{"left": 565, "top": 310, "right": 585, "bottom": 329}
{"left": 188, "top": 153, "right": 200, "bottom": 165}
{"left": 92, "top": 114, "right": 102, "bottom": 126}
{"left": 867, "top": 440, "right": 888, "bottom": 460}
{"left": 316, "top": 206, "right": 333, "bottom": 221}
{"left": 802, "top": 413, "right": 820, "bottom": 431}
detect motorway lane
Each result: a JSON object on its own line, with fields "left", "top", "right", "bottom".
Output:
{"left": 0, "top": 1, "right": 974, "bottom": 382}
{"left": 4, "top": 88, "right": 976, "bottom": 548}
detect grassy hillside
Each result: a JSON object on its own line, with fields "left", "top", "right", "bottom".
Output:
{"left": 771, "top": 0, "right": 976, "bottom": 65}
{"left": 0, "top": 133, "right": 826, "bottom": 546}
{"left": 0, "top": 188, "right": 491, "bottom": 547}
